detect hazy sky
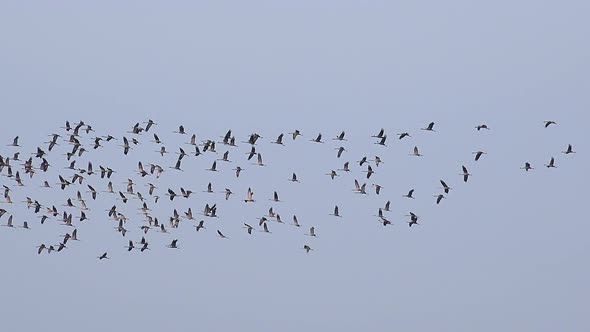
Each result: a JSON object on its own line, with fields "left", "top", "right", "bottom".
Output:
{"left": 0, "top": 1, "right": 589, "bottom": 331}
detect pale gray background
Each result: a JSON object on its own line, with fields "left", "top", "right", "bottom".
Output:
{"left": 0, "top": 1, "right": 588, "bottom": 331}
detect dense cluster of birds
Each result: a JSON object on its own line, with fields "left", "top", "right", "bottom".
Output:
{"left": 0, "top": 120, "right": 576, "bottom": 260}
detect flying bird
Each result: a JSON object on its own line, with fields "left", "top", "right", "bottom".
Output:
{"left": 562, "top": 144, "right": 575, "bottom": 154}
{"left": 37, "top": 244, "right": 46, "bottom": 255}
{"left": 397, "top": 132, "right": 411, "bottom": 139}
{"left": 272, "top": 134, "right": 285, "bottom": 145}
{"left": 244, "top": 188, "right": 255, "bottom": 202}
{"left": 403, "top": 189, "right": 415, "bottom": 199}
{"left": 460, "top": 165, "right": 471, "bottom": 182}
{"left": 473, "top": 151, "right": 486, "bottom": 161}
{"left": 194, "top": 220, "right": 205, "bottom": 232}
{"left": 8, "top": 136, "right": 19, "bottom": 147}
{"left": 310, "top": 133, "right": 323, "bottom": 143}
{"left": 372, "top": 184, "right": 383, "bottom": 195}
{"left": 289, "top": 130, "right": 302, "bottom": 140}
{"left": 375, "top": 135, "right": 387, "bottom": 146}
{"left": 243, "top": 223, "right": 254, "bottom": 234}
{"left": 421, "top": 122, "right": 436, "bottom": 131}
{"left": 334, "top": 131, "right": 346, "bottom": 141}
{"left": 174, "top": 125, "right": 187, "bottom": 134}
{"left": 521, "top": 162, "right": 534, "bottom": 171}
{"left": 330, "top": 205, "right": 341, "bottom": 217}
{"left": 261, "top": 223, "right": 271, "bottom": 234}
{"left": 372, "top": 128, "right": 385, "bottom": 139}
{"left": 440, "top": 180, "right": 452, "bottom": 194}
{"left": 544, "top": 120, "right": 556, "bottom": 128}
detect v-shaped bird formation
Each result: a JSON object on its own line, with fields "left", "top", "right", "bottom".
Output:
{"left": 0, "top": 120, "right": 576, "bottom": 260}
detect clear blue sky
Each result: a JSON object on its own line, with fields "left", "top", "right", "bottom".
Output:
{"left": 0, "top": 1, "right": 588, "bottom": 331}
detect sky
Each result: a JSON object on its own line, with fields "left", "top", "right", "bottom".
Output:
{"left": 0, "top": 1, "right": 589, "bottom": 331}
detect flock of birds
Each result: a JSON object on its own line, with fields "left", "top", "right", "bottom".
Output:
{"left": 0, "top": 120, "right": 576, "bottom": 260}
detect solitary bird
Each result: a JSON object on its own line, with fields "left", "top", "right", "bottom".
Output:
{"left": 406, "top": 212, "right": 419, "bottom": 227}
{"left": 243, "top": 223, "right": 254, "bottom": 234}
{"left": 545, "top": 157, "right": 556, "bottom": 168}
{"left": 460, "top": 165, "right": 471, "bottom": 182}
{"left": 473, "top": 151, "right": 486, "bottom": 161}
{"left": 207, "top": 161, "right": 218, "bottom": 172}
{"left": 330, "top": 205, "right": 341, "bottom": 217}
{"left": 256, "top": 153, "right": 266, "bottom": 166}
{"left": 364, "top": 165, "right": 375, "bottom": 179}
{"left": 410, "top": 146, "right": 422, "bottom": 157}
{"left": 224, "top": 188, "right": 233, "bottom": 200}
{"left": 289, "top": 130, "right": 302, "bottom": 140}
{"left": 194, "top": 220, "right": 205, "bottom": 232}
{"left": 521, "top": 162, "right": 534, "bottom": 171}
{"left": 544, "top": 120, "right": 556, "bottom": 128}
{"left": 272, "top": 133, "right": 285, "bottom": 145}
{"left": 339, "top": 162, "right": 350, "bottom": 172}
{"left": 98, "top": 252, "right": 109, "bottom": 260}
{"left": 261, "top": 223, "right": 271, "bottom": 234}
{"left": 562, "top": 144, "right": 575, "bottom": 154}
{"left": 233, "top": 166, "right": 243, "bottom": 178}
{"left": 170, "top": 158, "right": 183, "bottom": 171}
{"left": 384, "top": 201, "right": 391, "bottom": 212}
{"left": 371, "top": 156, "right": 383, "bottom": 167}
{"left": 375, "top": 135, "right": 387, "bottom": 146}
{"left": 372, "top": 184, "right": 383, "bottom": 195}
{"left": 334, "top": 131, "right": 346, "bottom": 141}
{"left": 8, "top": 136, "right": 19, "bottom": 147}
{"left": 174, "top": 125, "right": 187, "bottom": 134}
{"left": 3, "top": 215, "right": 14, "bottom": 227}
{"left": 421, "top": 122, "right": 436, "bottom": 131}
{"left": 303, "top": 245, "right": 313, "bottom": 253}
{"left": 271, "top": 191, "right": 281, "bottom": 202}
{"left": 379, "top": 216, "right": 392, "bottom": 226}
{"left": 372, "top": 128, "right": 385, "bottom": 139}
{"left": 398, "top": 132, "right": 411, "bottom": 140}
{"left": 327, "top": 170, "right": 338, "bottom": 180}
{"left": 310, "top": 133, "right": 323, "bottom": 143}
{"left": 244, "top": 187, "right": 255, "bottom": 202}
{"left": 403, "top": 189, "right": 415, "bottom": 199}
{"left": 358, "top": 156, "right": 368, "bottom": 166}
{"left": 291, "top": 215, "right": 301, "bottom": 227}
{"left": 440, "top": 180, "right": 452, "bottom": 194}
{"left": 353, "top": 179, "right": 367, "bottom": 194}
